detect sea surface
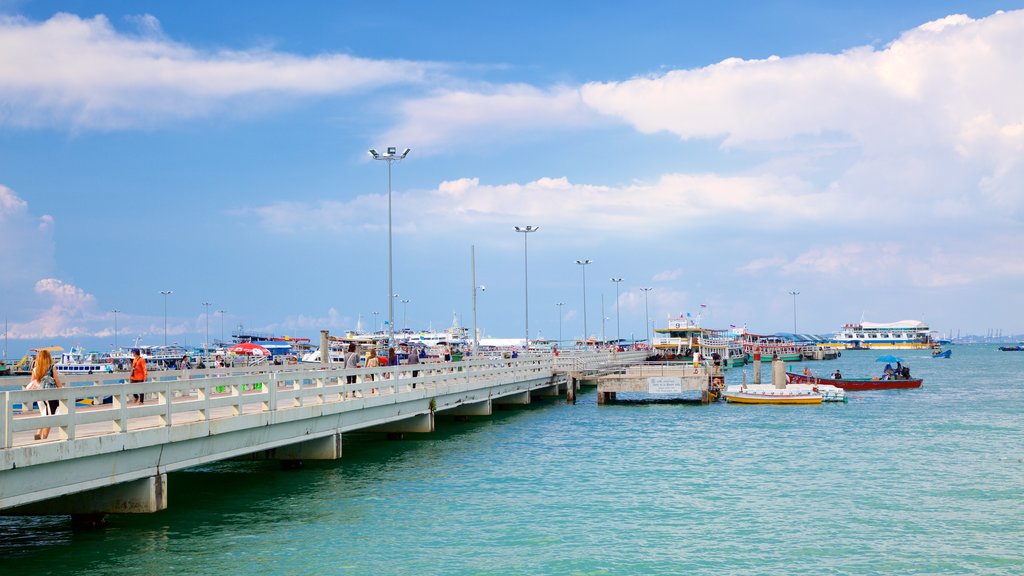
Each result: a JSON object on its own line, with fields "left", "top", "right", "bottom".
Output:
{"left": 2, "top": 345, "right": 1022, "bottom": 575}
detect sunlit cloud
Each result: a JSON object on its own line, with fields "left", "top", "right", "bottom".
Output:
{"left": 0, "top": 13, "right": 441, "bottom": 129}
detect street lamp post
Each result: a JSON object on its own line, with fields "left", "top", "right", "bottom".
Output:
{"left": 575, "top": 259, "right": 592, "bottom": 345}
{"left": 515, "top": 226, "right": 539, "bottom": 350}
{"left": 368, "top": 146, "right": 411, "bottom": 348}
{"left": 217, "top": 310, "right": 226, "bottom": 344}
{"left": 556, "top": 302, "right": 565, "bottom": 347}
{"left": 202, "top": 302, "right": 211, "bottom": 355}
{"left": 610, "top": 278, "right": 622, "bottom": 345}
{"left": 640, "top": 287, "right": 653, "bottom": 345}
{"left": 401, "top": 299, "right": 410, "bottom": 330}
{"left": 788, "top": 290, "right": 800, "bottom": 333}
{"left": 112, "top": 309, "right": 120, "bottom": 350}
{"left": 372, "top": 311, "right": 380, "bottom": 334}
{"left": 159, "top": 290, "right": 173, "bottom": 346}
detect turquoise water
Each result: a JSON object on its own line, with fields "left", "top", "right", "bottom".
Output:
{"left": 2, "top": 345, "right": 1022, "bottom": 575}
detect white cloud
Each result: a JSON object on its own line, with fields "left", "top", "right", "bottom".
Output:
{"left": 7, "top": 278, "right": 98, "bottom": 338}
{"left": 381, "top": 84, "right": 601, "bottom": 153}
{"left": 0, "top": 13, "right": 440, "bottom": 129}
{"left": 652, "top": 268, "right": 683, "bottom": 282}
{"left": 0, "top": 184, "right": 55, "bottom": 296}
{"left": 244, "top": 172, "right": 841, "bottom": 241}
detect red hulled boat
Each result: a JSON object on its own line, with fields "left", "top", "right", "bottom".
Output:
{"left": 786, "top": 372, "right": 923, "bottom": 391}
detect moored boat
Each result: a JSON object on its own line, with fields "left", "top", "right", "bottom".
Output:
{"left": 819, "top": 320, "right": 937, "bottom": 350}
{"left": 786, "top": 372, "right": 923, "bottom": 391}
{"left": 723, "top": 383, "right": 847, "bottom": 404}
{"left": 932, "top": 349, "right": 951, "bottom": 358}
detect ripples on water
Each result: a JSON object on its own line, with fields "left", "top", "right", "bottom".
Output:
{"left": 2, "top": 346, "right": 1022, "bottom": 575}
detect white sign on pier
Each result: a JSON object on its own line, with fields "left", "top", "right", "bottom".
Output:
{"left": 647, "top": 376, "right": 683, "bottom": 394}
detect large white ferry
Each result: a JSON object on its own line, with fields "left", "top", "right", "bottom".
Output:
{"left": 822, "top": 320, "right": 936, "bottom": 350}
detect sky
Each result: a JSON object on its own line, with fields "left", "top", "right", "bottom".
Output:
{"left": 2, "top": 1, "right": 1023, "bottom": 353}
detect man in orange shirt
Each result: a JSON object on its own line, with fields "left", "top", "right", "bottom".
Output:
{"left": 130, "top": 349, "right": 148, "bottom": 404}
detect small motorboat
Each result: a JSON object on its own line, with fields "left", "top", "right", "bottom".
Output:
{"left": 787, "top": 372, "right": 923, "bottom": 391}
{"left": 723, "top": 383, "right": 846, "bottom": 404}
{"left": 932, "top": 349, "right": 951, "bottom": 358}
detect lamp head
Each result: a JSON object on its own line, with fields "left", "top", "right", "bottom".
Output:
{"left": 387, "top": 146, "right": 397, "bottom": 155}
{"left": 401, "top": 148, "right": 411, "bottom": 159}
{"left": 368, "top": 149, "right": 380, "bottom": 159}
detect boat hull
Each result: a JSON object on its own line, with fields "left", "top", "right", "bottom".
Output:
{"left": 724, "top": 391, "right": 822, "bottom": 405}
{"left": 786, "top": 373, "right": 922, "bottom": 391}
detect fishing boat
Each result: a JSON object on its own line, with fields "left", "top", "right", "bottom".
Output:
{"left": 723, "top": 383, "right": 846, "bottom": 404}
{"left": 739, "top": 335, "right": 805, "bottom": 362}
{"left": 652, "top": 314, "right": 747, "bottom": 367}
{"left": 931, "top": 349, "right": 952, "bottom": 358}
{"left": 786, "top": 372, "right": 923, "bottom": 391}
{"left": 819, "top": 320, "right": 937, "bottom": 350}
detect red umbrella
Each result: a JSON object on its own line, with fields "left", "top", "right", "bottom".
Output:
{"left": 229, "top": 342, "right": 271, "bottom": 356}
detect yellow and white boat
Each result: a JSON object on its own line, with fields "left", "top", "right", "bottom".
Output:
{"left": 723, "top": 383, "right": 846, "bottom": 404}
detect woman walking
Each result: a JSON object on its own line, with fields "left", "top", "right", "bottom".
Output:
{"left": 26, "top": 349, "right": 62, "bottom": 440}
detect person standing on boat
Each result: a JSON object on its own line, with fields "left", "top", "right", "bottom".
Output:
{"left": 129, "top": 349, "right": 148, "bottom": 404}
{"left": 832, "top": 369, "right": 842, "bottom": 379}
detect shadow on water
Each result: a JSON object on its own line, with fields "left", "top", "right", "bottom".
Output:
{"left": 0, "top": 395, "right": 567, "bottom": 573}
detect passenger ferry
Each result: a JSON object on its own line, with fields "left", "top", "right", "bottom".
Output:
{"left": 822, "top": 320, "right": 937, "bottom": 350}
{"left": 652, "top": 314, "right": 746, "bottom": 367}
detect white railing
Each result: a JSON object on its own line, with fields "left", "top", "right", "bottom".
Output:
{"left": 1, "top": 355, "right": 556, "bottom": 450}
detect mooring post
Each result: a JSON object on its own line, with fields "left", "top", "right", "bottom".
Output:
{"left": 753, "top": 352, "right": 761, "bottom": 384}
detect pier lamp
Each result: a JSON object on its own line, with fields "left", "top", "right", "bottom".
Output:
{"left": 160, "top": 291, "right": 173, "bottom": 346}
{"left": 640, "top": 288, "right": 653, "bottom": 345}
{"left": 217, "top": 310, "right": 227, "bottom": 344}
{"left": 788, "top": 290, "right": 800, "bottom": 334}
{"left": 372, "top": 311, "right": 380, "bottom": 333}
{"left": 610, "top": 278, "right": 622, "bottom": 345}
{"left": 515, "top": 226, "right": 539, "bottom": 350}
{"left": 575, "top": 260, "right": 592, "bottom": 346}
{"left": 401, "top": 299, "right": 410, "bottom": 330}
{"left": 202, "top": 302, "right": 212, "bottom": 355}
{"left": 112, "top": 309, "right": 120, "bottom": 351}
{"left": 556, "top": 302, "right": 565, "bottom": 347}
{"left": 369, "top": 146, "right": 411, "bottom": 347}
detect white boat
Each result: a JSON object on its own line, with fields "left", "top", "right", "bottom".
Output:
{"left": 724, "top": 383, "right": 846, "bottom": 404}
{"left": 822, "top": 320, "right": 937, "bottom": 350}
{"left": 57, "top": 346, "right": 114, "bottom": 374}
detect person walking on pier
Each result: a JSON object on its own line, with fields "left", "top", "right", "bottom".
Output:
{"left": 26, "top": 348, "right": 62, "bottom": 440}
{"left": 344, "top": 343, "right": 359, "bottom": 384}
{"left": 403, "top": 343, "right": 420, "bottom": 385}
{"left": 130, "top": 349, "right": 148, "bottom": 404}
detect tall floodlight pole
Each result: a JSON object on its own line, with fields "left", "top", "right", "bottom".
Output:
{"left": 556, "top": 302, "right": 565, "bottom": 347}
{"left": 401, "top": 299, "right": 410, "bottom": 330}
{"left": 160, "top": 290, "right": 173, "bottom": 346}
{"left": 202, "top": 302, "right": 212, "bottom": 355}
{"left": 515, "top": 226, "right": 539, "bottom": 350}
{"left": 111, "top": 309, "right": 120, "bottom": 351}
{"left": 372, "top": 311, "right": 380, "bottom": 333}
{"left": 217, "top": 310, "right": 227, "bottom": 344}
{"left": 788, "top": 290, "right": 800, "bottom": 333}
{"left": 641, "top": 288, "right": 653, "bottom": 345}
{"left": 471, "top": 245, "right": 485, "bottom": 354}
{"left": 368, "top": 146, "right": 411, "bottom": 348}
{"left": 610, "top": 278, "right": 622, "bottom": 345}
{"left": 575, "top": 260, "right": 592, "bottom": 345}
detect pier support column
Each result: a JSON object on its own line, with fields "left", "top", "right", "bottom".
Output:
{"left": 366, "top": 413, "right": 434, "bottom": 434}
{"left": 566, "top": 375, "right": 577, "bottom": 404}
{"left": 495, "top": 390, "right": 531, "bottom": 406}
{"left": 440, "top": 399, "right": 492, "bottom": 416}
{"left": 320, "top": 330, "right": 331, "bottom": 366}
{"left": 532, "top": 384, "right": 560, "bottom": 398}
{"left": 3, "top": 474, "right": 167, "bottom": 516}
{"left": 772, "top": 359, "right": 786, "bottom": 389}
{"left": 237, "top": 432, "right": 343, "bottom": 461}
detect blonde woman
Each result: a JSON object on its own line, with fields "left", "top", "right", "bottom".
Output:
{"left": 26, "top": 349, "right": 63, "bottom": 440}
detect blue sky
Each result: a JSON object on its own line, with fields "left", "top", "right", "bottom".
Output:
{"left": 2, "top": 1, "right": 1023, "bottom": 352}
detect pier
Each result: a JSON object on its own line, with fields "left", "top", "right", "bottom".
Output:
{"left": 0, "top": 350, "right": 645, "bottom": 521}
{"left": 593, "top": 363, "right": 721, "bottom": 404}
